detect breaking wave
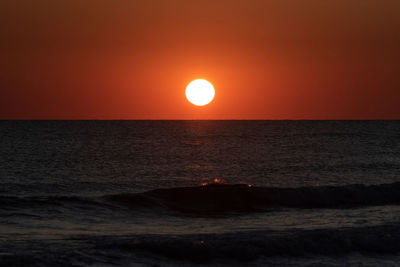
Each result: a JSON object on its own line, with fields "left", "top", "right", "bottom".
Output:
{"left": 106, "top": 182, "right": 400, "bottom": 215}
{"left": 2, "top": 182, "right": 400, "bottom": 217}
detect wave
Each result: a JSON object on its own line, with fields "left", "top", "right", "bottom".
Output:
{"left": 2, "top": 182, "right": 400, "bottom": 216}
{"left": 106, "top": 182, "right": 400, "bottom": 215}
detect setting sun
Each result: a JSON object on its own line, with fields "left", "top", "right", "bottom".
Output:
{"left": 185, "top": 79, "right": 215, "bottom": 106}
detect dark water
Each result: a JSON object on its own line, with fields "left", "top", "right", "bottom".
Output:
{"left": 1, "top": 121, "right": 400, "bottom": 266}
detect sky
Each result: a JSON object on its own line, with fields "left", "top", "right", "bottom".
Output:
{"left": 0, "top": 0, "right": 399, "bottom": 119}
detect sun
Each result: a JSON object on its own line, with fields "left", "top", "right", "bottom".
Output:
{"left": 185, "top": 79, "right": 215, "bottom": 106}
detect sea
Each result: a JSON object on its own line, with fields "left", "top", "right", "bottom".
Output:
{"left": 1, "top": 120, "right": 400, "bottom": 266}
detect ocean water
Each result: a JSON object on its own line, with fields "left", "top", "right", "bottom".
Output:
{"left": 1, "top": 120, "right": 400, "bottom": 266}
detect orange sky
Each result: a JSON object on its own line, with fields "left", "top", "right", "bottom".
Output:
{"left": 1, "top": 0, "right": 399, "bottom": 119}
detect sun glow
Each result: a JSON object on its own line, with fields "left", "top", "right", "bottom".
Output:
{"left": 185, "top": 79, "right": 215, "bottom": 106}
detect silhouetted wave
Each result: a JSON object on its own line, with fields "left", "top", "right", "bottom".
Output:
{"left": 3, "top": 182, "right": 400, "bottom": 217}
{"left": 106, "top": 182, "right": 400, "bottom": 215}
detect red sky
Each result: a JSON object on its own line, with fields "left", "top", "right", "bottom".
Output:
{"left": 1, "top": 0, "right": 399, "bottom": 119}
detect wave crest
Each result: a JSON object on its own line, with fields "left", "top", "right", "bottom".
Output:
{"left": 106, "top": 182, "right": 400, "bottom": 215}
